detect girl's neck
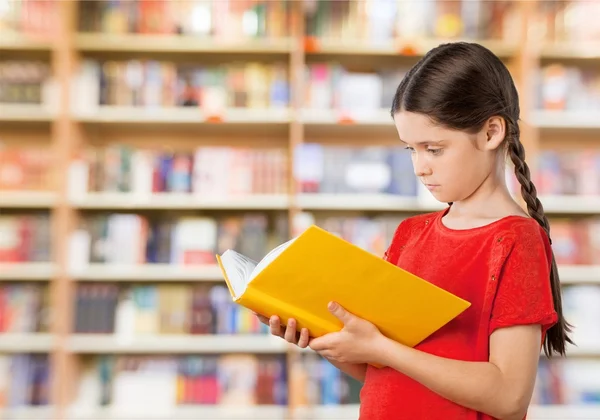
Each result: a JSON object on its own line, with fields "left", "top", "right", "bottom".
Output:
{"left": 446, "top": 167, "right": 527, "bottom": 223}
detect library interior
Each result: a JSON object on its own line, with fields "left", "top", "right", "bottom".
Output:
{"left": 0, "top": 0, "right": 599, "bottom": 419}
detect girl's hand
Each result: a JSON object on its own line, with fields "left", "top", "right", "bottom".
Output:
{"left": 255, "top": 313, "right": 311, "bottom": 348}
{"left": 309, "top": 301, "right": 385, "bottom": 365}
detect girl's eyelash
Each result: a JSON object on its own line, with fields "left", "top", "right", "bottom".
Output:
{"left": 428, "top": 148, "right": 442, "bottom": 155}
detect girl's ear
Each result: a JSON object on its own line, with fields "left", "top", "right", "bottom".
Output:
{"left": 484, "top": 116, "right": 506, "bottom": 151}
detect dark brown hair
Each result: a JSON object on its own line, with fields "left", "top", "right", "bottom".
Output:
{"left": 391, "top": 42, "right": 572, "bottom": 357}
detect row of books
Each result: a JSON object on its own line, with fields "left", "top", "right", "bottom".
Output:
{"left": 3, "top": 211, "right": 598, "bottom": 266}
{"left": 294, "top": 213, "right": 404, "bottom": 257}
{"left": 0, "top": 0, "right": 58, "bottom": 37}
{"left": 0, "top": 284, "right": 49, "bottom": 334}
{"left": 534, "top": 358, "right": 600, "bottom": 405}
{"left": 74, "top": 283, "right": 266, "bottom": 336}
{"left": 291, "top": 353, "right": 362, "bottom": 406}
{"left": 0, "top": 215, "right": 51, "bottom": 263}
{"left": 304, "top": 0, "right": 520, "bottom": 42}
{"left": 78, "top": 0, "right": 290, "bottom": 39}
{"left": 304, "top": 63, "right": 406, "bottom": 112}
{"left": 562, "top": 285, "right": 600, "bottom": 351}
{"left": 73, "top": 354, "right": 288, "bottom": 409}
{"left": 79, "top": 145, "right": 289, "bottom": 196}
{"left": 539, "top": 1, "right": 600, "bottom": 43}
{"left": 72, "top": 213, "right": 288, "bottom": 266}
{"left": 74, "top": 59, "right": 289, "bottom": 110}
{"left": 0, "top": 354, "right": 50, "bottom": 408}
{"left": 0, "top": 147, "right": 54, "bottom": 191}
{"left": 0, "top": 61, "right": 52, "bottom": 105}
{"left": 538, "top": 64, "right": 600, "bottom": 111}
{"left": 552, "top": 218, "right": 600, "bottom": 265}
{"left": 536, "top": 150, "right": 600, "bottom": 196}
{"left": 295, "top": 144, "right": 417, "bottom": 196}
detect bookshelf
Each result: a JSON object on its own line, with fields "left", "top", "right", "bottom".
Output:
{"left": 0, "top": 0, "right": 599, "bottom": 418}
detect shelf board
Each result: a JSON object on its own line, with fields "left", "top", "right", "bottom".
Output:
{"left": 73, "top": 106, "right": 291, "bottom": 127}
{"left": 541, "top": 42, "right": 600, "bottom": 59}
{"left": 528, "top": 405, "right": 600, "bottom": 419}
{"left": 302, "top": 108, "right": 392, "bottom": 126}
{"left": 67, "top": 405, "right": 288, "bottom": 420}
{"left": 0, "top": 33, "right": 54, "bottom": 51}
{"left": 67, "top": 334, "right": 289, "bottom": 354}
{"left": 75, "top": 33, "right": 293, "bottom": 54}
{"left": 306, "top": 38, "right": 518, "bottom": 58}
{"left": 0, "top": 104, "right": 55, "bottom": 122}
{"left": 0, "top": 333, "right": 54, "bottom": 352}
{"left": 559, "top": 266, "right": 600, "bottom": 285}
{"left": 297, "top": 193, "right": 446, "bottom": 212}
{"left": 294, "top": 405, "right": 359, "bottom": 419}
{"left": 0, "top": 407, "right": 55, "bottom": 420}
{"left": 73, "top": 264, "right": 223, "bottom": 282}
{"left": 0, "top": 263, "right": 57, "bottom": 280}
{"left": 532, "top": 111, "right": 600, "bottom": 129}
{"left": 539, "top": 195, "right": 600, "bottom": 215}
{"left": 0, "top": 191, "right": 56, "bottom": 208}
{"left": 70, "top": 192, "right": 290, "bottom": 210}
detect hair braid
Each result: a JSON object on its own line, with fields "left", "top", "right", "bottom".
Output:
{"left": 507, "top": 121, "right": 573, "bottom": 356}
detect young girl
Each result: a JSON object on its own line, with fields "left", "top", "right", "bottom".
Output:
{"left": 257, "top": 42, "right": 572, "bottom": 420}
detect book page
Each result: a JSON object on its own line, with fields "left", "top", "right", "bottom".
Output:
{"left": 220, "top": 250, "right": 258, "bottom": 297}
{"left": 250, "top": 238, "right": 296, "bottom": 281}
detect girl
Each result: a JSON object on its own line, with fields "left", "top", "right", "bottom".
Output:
{"left": 257, "top": 42, "right": 572, "bottom": 420}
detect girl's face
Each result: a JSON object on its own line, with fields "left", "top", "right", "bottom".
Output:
{"left": 393, "top": 111, "right": 505, "bottom": 204}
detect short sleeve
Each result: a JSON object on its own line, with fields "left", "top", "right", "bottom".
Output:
{"left": 383, "top": 219, "right": 410, "bottom": 264}
{"left": 489, "top": 224, "right": 558, "bottom": 336}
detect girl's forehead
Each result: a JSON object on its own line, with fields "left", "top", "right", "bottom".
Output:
{"left": 394, "top": 112, "right": 470, "bottom": 145}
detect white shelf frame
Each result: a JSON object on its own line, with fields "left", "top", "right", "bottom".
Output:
{"left": 0, "top": 333, "right": 55, "bottom": 352}
{"left": 67, "top": 405, "right": 288, "bottom": 420}
{"left": 73, "top": 263, "right": 223, "bottom": 282}
{"left": 0, "top": 263, "right": 57, "bottom": 280}
{"left": 67, "top": 334, "right": 289, "bottom": 354}
{"left": 0, "top": 191, "right": 57, "bottom": 208}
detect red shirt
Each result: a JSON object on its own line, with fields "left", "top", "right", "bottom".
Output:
{"left": 359, "top": 208, "right": 558, "bottom": 420}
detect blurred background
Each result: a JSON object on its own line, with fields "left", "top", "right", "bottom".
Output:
{"left": 0, "top": 0, "right": 599, "bottom": 419}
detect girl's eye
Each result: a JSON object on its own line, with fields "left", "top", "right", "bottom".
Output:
{"left": 404, "top": 146, "right": 415, "bottom": 153}
{"left": 428, "top": 148, "right": 442, "bottom": 155}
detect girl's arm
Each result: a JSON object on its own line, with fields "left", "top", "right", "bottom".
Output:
{"left": 322, "top": 357, "right": 367, "bottom": 383}
{"left": 377, "top": 324, "right": 541, "bottom": 420}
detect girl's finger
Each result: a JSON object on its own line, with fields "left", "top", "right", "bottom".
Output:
{"left": 297, "top": 328, "right": 310, "bottom": 348}
{"left": 284, "top": 318, "right": 297, "bottom": 343}
{"left": 269, "top": 316, "right": 283, "bottom": 337}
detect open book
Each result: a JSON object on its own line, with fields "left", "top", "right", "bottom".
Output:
{"left": 216, "top": 225, "right": 470, "bottom": 349}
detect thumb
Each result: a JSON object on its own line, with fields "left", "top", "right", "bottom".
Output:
{"left": 328, "top": 301, "right": 353, "bottom": 324}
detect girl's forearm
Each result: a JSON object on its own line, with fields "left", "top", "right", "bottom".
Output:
{"left": 323, "top": 356, "right": 367, "bottom": 382}
{"left": 375, "top": 337, "right": 526, "bottom": 420}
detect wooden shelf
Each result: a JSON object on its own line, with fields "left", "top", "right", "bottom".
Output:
{"left": 73, "top": 106, "right": 291, "bottom": 125}
{"left": 305, "top": 38, "right": 518, "bottom": 58}
{"left": 0, "top": 333, "right": 55, "bottom": 352}
{"left": 297, "top": 193, "right": 445, "bottom": 212}
{"left": 540, "top": 195, "right": 600, "bottom": 215}
{"left": 70, "top": 192, "right": 290, "bottom": 210}
{"left": 0, "top": 263, "right": 57, "bottom": 280}
{"left": 0, "top": 407, "right": 56, "bottom": 420}
{"left": 0, "top": 33, "right": 54, "bottom": 51}
{"left": 0, "top": 191, "right": 57, "bottom": 208}
{"left": 302, "top": 108, "right": 392, "bottom": 126}
{"left": 559, "top": 266, "right": 600, "bottom": 285}
{"left": 67, "top": 334, "right": 288, "bottom": 354}
{"left": 73, "top": 264, "right": 223, "bottom": 282}
{"left": 528, "top": 405, "right": 600, "bottom": 419}
{"left": 294, "top": 405, "right": 359, "bottom": 419}
{"left": 67, "top": 405, "right": 288, "bottom": 420}
{"left": 541, "top": 42, "right": 600, "bottom": 60}
{"left": 0, "top": 104, "right": 55, "bottom": 122}
{"left": 532, "top": 111, "right": 600, "bottom": 129}
{"left": 75, "top": 33, "right": 293, "bottom": 54}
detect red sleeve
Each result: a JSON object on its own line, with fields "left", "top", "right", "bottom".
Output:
{"left": 489, "top": 224, "right": 558, "bottom": 336}
{"left": 383, "top": 218, "right": 411, "bottom": 264}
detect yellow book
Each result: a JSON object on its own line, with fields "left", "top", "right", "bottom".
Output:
{"left": 216, "top": 225, "right": 470, "bottom": 349}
